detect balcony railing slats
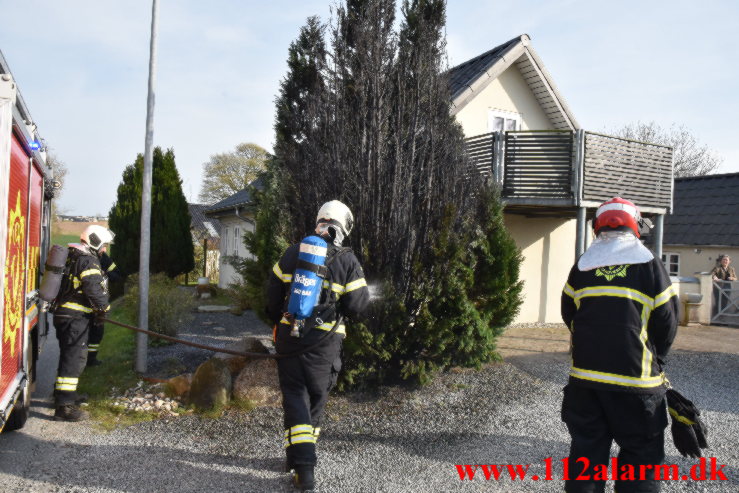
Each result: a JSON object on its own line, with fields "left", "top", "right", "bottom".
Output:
{"left": 464, "top": 129, "right": 673, "bottom": 212}
{"left": 582, "top": 133, "right": 672, "bottom": 209}
{"left": 503, "top": 131, "right": 574, "bottom": 200}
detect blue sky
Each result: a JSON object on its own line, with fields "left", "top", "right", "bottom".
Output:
{"left": 1, "top": 0, "right": 737, "bottom": 215}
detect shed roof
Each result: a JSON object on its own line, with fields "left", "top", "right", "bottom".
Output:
{"left": 188, "top": 203, "right": 222, "bottom": 239}
{"left": 447, "top": 34, "right": 578, "bottom": 130}
{"left": 203, "top": 176, "right": 265, "bottom": 216}
{"left": 664, "top": 172, "right": 739, "bottom": 247}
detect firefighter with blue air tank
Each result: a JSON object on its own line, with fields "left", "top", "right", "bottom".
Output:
{"left": 561, "top": 197, "right": 679, "bottom": 493}
{"left": 267, "top": 200, "right": 369, "bottom": 491}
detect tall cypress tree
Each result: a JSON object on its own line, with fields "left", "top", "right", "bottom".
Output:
{"left": 109, "top": 147, "right": 194, "bottom": 278}
{"left": 259, "top": 0, "right": 522, "bottom": 386}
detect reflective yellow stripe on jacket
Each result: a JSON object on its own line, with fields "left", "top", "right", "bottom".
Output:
{"left": 80, "top": 268, "right": 103, "bottom": 278}
{"left": 563, "top": 283, "right": 676, "bottom": 389}
{"left": 272, "top": 263, "right": 293, "bottom": 283}
{"left": 60, "top": 302, "right": 93, "bottom": 313}
{"left": 279, "top": 317, "right": 346, "bottom": 335}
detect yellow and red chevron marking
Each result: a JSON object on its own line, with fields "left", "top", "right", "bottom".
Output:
{"left": 3, "top": 190, "right": 25, "bottom": 358}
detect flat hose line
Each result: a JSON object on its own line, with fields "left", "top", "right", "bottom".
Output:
{"left": 100, "top": 315, "right": 343, "bottom": 360}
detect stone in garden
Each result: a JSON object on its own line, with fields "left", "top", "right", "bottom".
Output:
{"left": 197, "top": 305, "right": 231, "bottom": 313}
{"left": 165, "top": 373, "right": 192, "bottom": 399}
{"left": 214, "top": 339, "right": 250, "bottom": 375}
{"left": 189, "top": 357, "right": 232, "bottom": 410}
{"left": 232, "top": 358, "right": 281, "bottom": 408}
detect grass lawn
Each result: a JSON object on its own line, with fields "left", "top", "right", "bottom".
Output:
{"left": 77, "top": 300, "right": 159, "bottom": 430}
{"left": 51, "top": 233, "right": 79, "bottom": 246}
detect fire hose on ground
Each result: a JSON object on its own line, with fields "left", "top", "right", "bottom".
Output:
{"left": 100, "top": 315, "right": 343, "bottom": 361}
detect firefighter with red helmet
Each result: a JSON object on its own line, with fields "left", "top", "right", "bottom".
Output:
{"left": 561, "top": 197, "right": 679, "bottom": 493}
{"left": 267, "top": 200, "right": 369, "bottom": 491}
{"left": 52, "top": 225, "right": 113, "bottom": 421}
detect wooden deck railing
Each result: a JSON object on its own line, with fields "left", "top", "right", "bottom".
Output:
{"left": 464, "top": 130, "right": 673, "bottom": 213}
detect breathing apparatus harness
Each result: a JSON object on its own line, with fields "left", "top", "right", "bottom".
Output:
{"left": 285, "top": 238, "right": 352, "bottom": 340}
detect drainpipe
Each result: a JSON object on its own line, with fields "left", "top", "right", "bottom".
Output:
{"left": 575, "top": 207, "right": 587, "bottom": 260}
{"left": 653, "top": 214, "right": 664, "bottom": 260}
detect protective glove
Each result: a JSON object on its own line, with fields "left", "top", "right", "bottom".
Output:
{"left": 667, "top": 388, "right": 708, "bottom": 458}
{"left": 93, "top": 310, "right": 107, "bottom": 324}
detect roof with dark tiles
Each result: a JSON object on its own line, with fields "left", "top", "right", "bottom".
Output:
{"left": 203, "top": 176, "right": 265, "bottom": 215}
{"left": 188, "top": 203, "right": 222, "bottom": 239}
{"left": 447, "top": 36, "right": 521, "bottom": 101}
{"left": 664, "top": 172, "right": 739, "bottom": 247}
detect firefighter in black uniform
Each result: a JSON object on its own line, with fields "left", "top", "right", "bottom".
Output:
{"left": 86, "top": 249, "right": 121, "bottom": 366}
{"left": 52, "top": 225, "right": 113, "bottom": 421}
{"left": 561, "top": 197, "right": 679, "bottom": 493}
{"left": 267, "top": 200, "right": 369, "bottom": 491}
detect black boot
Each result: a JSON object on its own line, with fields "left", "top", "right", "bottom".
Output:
{"left": 87, "top": 352, "right": 102, "bottom": 367}
{"left": 54, "top": 404, "right": 90, "bottom": 422}
{"left": 293, "top": 465, "right": 315, "bottom": 491}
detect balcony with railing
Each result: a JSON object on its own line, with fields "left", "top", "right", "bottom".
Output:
{"left": 465, "top": 130, "right": 673, "bottom": 216}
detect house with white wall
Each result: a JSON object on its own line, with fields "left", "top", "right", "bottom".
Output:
{"left": 449, "top": 34, "right": 673, "bottom": 324}
{"left": 203, "top": 187, "right": 257, "bottom": 289}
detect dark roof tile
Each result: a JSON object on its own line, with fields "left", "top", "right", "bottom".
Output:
{"left": 448, "top": 36, "right": 522, "bottom": 100}
{"left": 664, "top": 172, "right": 739, "bottom": 246}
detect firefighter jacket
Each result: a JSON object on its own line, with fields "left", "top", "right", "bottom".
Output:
{"left": 561, "top": 258, "right": 678, "bottom": 394}
{"left": 267, "top": 240, "right": 369, "bottom": 336}
{"left": 100, "top": 252, "right": 122, "bottom": 283}
{"left": 55, "top": 244, "right": 110, "bottom": 317}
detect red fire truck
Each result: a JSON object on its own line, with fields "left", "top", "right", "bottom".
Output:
{"left": 0, "top": 50, "right": 55, "bottom": 432}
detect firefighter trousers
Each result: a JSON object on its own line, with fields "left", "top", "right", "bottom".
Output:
{"left": 276, "top": 325, "right": 342, "bottom": 468}
{"left": 88, "top": 320, "right": 104, "bottom": 355}
{"left": 53, "top": 315, "right": 91, "bottom": 406}
{"left": 561, "top": 384, "right": 668, "bottom": 493}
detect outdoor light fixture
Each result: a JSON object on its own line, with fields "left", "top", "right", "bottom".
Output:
{"left": 694, "top": 248, "right": 702, "bottom": 254}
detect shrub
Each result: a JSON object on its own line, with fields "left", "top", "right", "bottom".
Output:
{"left": 123, "top": 273, "right": 194, "bottom": 340}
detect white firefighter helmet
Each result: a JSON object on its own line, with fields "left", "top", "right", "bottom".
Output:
{"left": 81, "top": 225, "right": 115, "bottom": 251}
{"left": 316, "top": 200, "right": 354, "bottom": 236}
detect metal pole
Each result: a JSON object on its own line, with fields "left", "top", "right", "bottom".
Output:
{"left": 575, "top": 207, "right": 586, "bottom": 260}
{"left": 653, "top": 214, "right": 664, "bottom": 261}
{"left": 137, "top": 0, "right": 159, "bottom": 373}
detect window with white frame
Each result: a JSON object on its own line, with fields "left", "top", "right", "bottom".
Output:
{"left": 233, "top": 227, "right": 240, "bottom": 255}
{"left": 661, "top": 252, "right": 680, "bottom": 276}
{"left": 488, "top": 109, "right": 522, "bottom": 132}
{"left": 223, "top": 228, "right": 229, "bottom": 255}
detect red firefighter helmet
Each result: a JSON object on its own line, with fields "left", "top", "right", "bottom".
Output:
{"left": 594, "top": 197, "right": 642, "bottom": 237}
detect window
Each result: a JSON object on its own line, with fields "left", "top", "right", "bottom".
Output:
{"left": 223, "top": 228, "right": 229, "bottom": 255}
{"left": 661, "top": 252, "right": 680, "bottom": 276}
{"left": 233, "top": 227, "right": 240, "bottom": 255}
{"left": 488, "top": 109, "right": 521, "bottom": 132}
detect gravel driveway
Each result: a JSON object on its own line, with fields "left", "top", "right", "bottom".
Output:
{"left": 0, "top": 316, "right": 736, "bottom": 492}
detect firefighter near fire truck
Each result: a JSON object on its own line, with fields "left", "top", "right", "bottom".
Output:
{"left": 267, "top": 200, "right": 369, "bottom": 492}
{"left": 561, "top": 197, "right": 680, "bottom": 493}
{"left": 86, "top": 250, "right": 121, "bottom": 367}
{"left": 49, "top": 225, "right": 114, "bottom": 422}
